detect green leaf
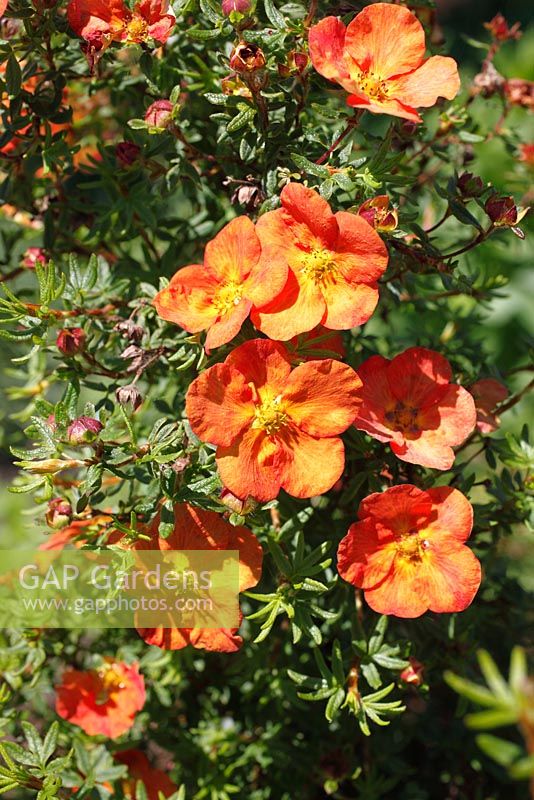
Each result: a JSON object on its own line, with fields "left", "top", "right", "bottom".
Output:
{"left": 475, "top": 734, "right": 523, "bottom": 767}
{"left": 263, "top": 0, "right": 286, "bottom": 29}
{"left": 5, "top": 55, "right": 22, "bottom": 97}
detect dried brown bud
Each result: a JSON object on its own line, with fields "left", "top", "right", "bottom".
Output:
{"left": 457, "top": 172, "right": 484, "bottom": 198}
{"left": 472, "top": 61, "right": 505, "bottom": 98}
{"left": 115, "top": 141, "right": 141, "bottom": 167}
{"left": 504, "top": 79, "right": 534, "bottom": 110}
{"left": 229, "top": 42, "right": 265, "bottom": 74}
{"left": 114, "top": 319, "right": 144, "bottom": 343}
{"left": 116, "top": 384, "right": 143, "bottom": 410}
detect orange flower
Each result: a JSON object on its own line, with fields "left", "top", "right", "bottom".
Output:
{"left": 337, "top": 484, "right": 481, "bottom": 617}
{"left": 186, "top": 339, "right": 362, "bottom": 501}
{"left": 469, "top": 378, "right": 509, "bottom": 434}
{"left": 154, "top": 217, "right": 287, "bottom": 349}
{"left": 353, "top": 347, "right": 476, "bottom": 469}
{"left": 308, "top": 3, "right": 460, "bottom": 123}
{"left": 115, "top": 750, "right": 177, "bottom": 800}
{"left": 39, "top": 514, "right": 113, "bottom": 550}
{"left": 519, "top": 144, "right": 534, "bottom": 167}
{"left": 67, "top": 0, "right": 175, "bottom": 53}
{"left": 0, "top": 0, "right": 7, "bottom": 16}
{"left": 251, "top": 183, "right": 388, "bottom": 340}
{"left": 55, "top": 659, "right": 145, "bottom": 738}
{"left": 135, "top": 503, "right": 263, "bottom": 652}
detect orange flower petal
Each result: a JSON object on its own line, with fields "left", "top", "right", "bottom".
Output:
{"left": 185, "top": 362, "right": 254, "bottom": 447}
{"left": 224, "top": 338, "right": 292, "bottom": 394}
{"left": 216, "top": 428, "right": 285, "bottom": 501}
{"left": 189, "top": 626, "right": 243, "bottom": 653}
{"left": 417, "top": 384, "right": 477, "bottom": 445}
{"left": 363, "top": 559, "right": 431, "bottom": 618}
{"left": 67, "top": 0, "right": 127, "bottom": 41}
{"left": 334, "top": 211, "right": 389, "bottom": 283}
{"left": 321, "top": 279, "right": 379, "bottom": 329}
{"left": 414, "top": 546, "right": 481, "bottom": 614}
{"left": 204, "top": 216, "right": 261, "bottom": 283}
{"left": 279, "top": 428, "right": 345, "bottom": 498}
{"left": 251, "top": 270, "right": 326, "bottom": 340}
{"left": 358, "top": 484, "right": 432, "bottom": 535}
{"left": 284, "top": 358, "right": 362, "bottom": 436}
{"left": 386, "top": 347, "right": 452, "bottom": 406}
{"left": 204, "top": 299, "right": 252, "bottom": 350}
{"left": 344, "top": 3, "right": 425, "bottom": 79}
{"left": 153, "top": 265, "right": 218, "bottom": 331}
{"left": 279, "top": 182, "right": 339, "bottom": 249}
{"left": 391, "top": 436, "right": 456, "bottom": 470}
{"left": 346, "top": 93, "right": 422, "bottom": 122}
{"left": 337, "top": 519, "right": 396, "bottom": 589}
{"left": 424, "top": 486, "right": 474, "bottom": 543}
{"left": 391, "top": 55, "right": 460, "bottom": 107}
{"left": 308, "top": 16, "right": 354, "bottom": 88}
{"left": 138, "top": 626, "right": 190, "bottom": 649}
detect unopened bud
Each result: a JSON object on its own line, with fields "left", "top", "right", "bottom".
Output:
{"left": 56, "top": 327, "right": 86, "bottom": 356}
{"left": 457, "top": 172, "right": 484, "bottom": 198}
{"left": 278, "top": 50, "right": 309, "bottom": 78}
{"left": 116, "top": 384, "right": 143, "bottom": 411}
{"left": 144, "top": 100, "right": 176, "bottom": 132}
{"left": 67, "top": 416, "right": 103, "bottom": 445}
{"left": 220, "top": 487, "right": 257, "bottom": 516}
{"left": 358, "top": 196, "right": 398, "bottom": 232}
{"left": 22, "top": 247, "right": 47, "bottom": 269}
{"left": 222, "top": 0, "right": 251, "bottom": 16}
{"left": 115, "top": 141, "right": 141, "bottom": 167}
{"left": 504, "top": 79, "right": 534, "bottom": 110}
{"left": 45, "top": 498, "right": 73, "bottom": 529}
{"left": 400, "top": 658, "right": 424, "bottom": 686}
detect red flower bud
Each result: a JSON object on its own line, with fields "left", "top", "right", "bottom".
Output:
{"left": 45, "top": 497, "right": 73, "bottom": 529}
{"left": 67, "top": 416, "right": 103, "bottom": 445}
{"left": 222, "top": 0, "right": 250, "bottom": 16}
{"left": 358, "top": 196, "right": 398, "bottom": 232}
{"left": 115, "top": 141, "right": 141, "bottom": 167}
{"left": 56, "top": 327, "right": 86, "bottom": 356}
{"left": 457, "top": 172, "right": 484, "bottom": 198}
{"left": 278, "top": 50, "right": 309, "bottom": 78}
{"left": 22, "top": 247, "right": 47, "bottom": 269}
{"left": 229, "top": 42, "right": 266, "bottom": 74}
{"left": 144, "top": 100, "right": 175, "bottom": 132}
{"left": 400, "top": 658, "right": 424, "bottom": 686}
{"left": 519, "top": 143, "right": 534, "bottom": 167}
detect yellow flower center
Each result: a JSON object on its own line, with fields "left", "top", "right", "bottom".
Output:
{"left": 384, "top": 402, "right": 420, "bottom": 437}
{"left": 396, "top": 530, "right": 431, "bottom": 564}
{"left": 358, "top": 71, "right": 390, "bottom": 102}
{"left": 299, "top": 248, "right": 338, "bottom": 286}
{"left": 95, "top": 664, "right": 125, "bottom": 704}
{"left": 125, "top": 15, "right": 148, "bottom": 43}
{"left": 213, "top": 281, "right": 244, "bottom": 315}
{"left": 252, "top": 394, "right": 288, "bottom": 435}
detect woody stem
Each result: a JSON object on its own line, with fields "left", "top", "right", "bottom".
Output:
{"left": 315, "top": 115, "right": 360, "bottom": 165}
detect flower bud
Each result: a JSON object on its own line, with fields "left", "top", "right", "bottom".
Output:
{"left": 56, "top": 327, "right": 86, "bottom": 356}
{"left": 400, "top": 658, "right": 424, "bottom": 686}
{"left": 484, "top": 13, "right": 521, "bottom": 42}
{"left": 519, "top": 144, "right": 534, "bottom": 167}
{"left": 457, "top": 172, "right": 484, "bottom": 198}
{"left": 144, "top": 100, "right": 176, "bottom": 132}
{"left": 358, "top": 196, "right": 398, "bottom": 232}
{"left": 116, "top": 384, "right": 143, "bottom": 411}
{"left": 115, "top": 141, "right": 141, "bottom": 167}
{"left": 278, "top": 50, "right": 309, "bottom": 78}
{"left": 222, "top": 0, "right": 251, "bottom": 16}
{"left": 45, "top": 497, "right": 73, "bottom": 529}
{"left": 67, "top": 416, "right": 103, "bottom": 445}
{"left": 229, "top": 42, "right": 265, "bottom": 74}
{"left": 22, "top": 247, "right": 47, "bottom": 269}
{"left": 485, "top": 194, "right": 529, "bottom": 228}
{"left": 18, "top": 458, "right": 86, "bottom": 475}
{"left": 220, "top": 488, "right": 257, "bottom": 516}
